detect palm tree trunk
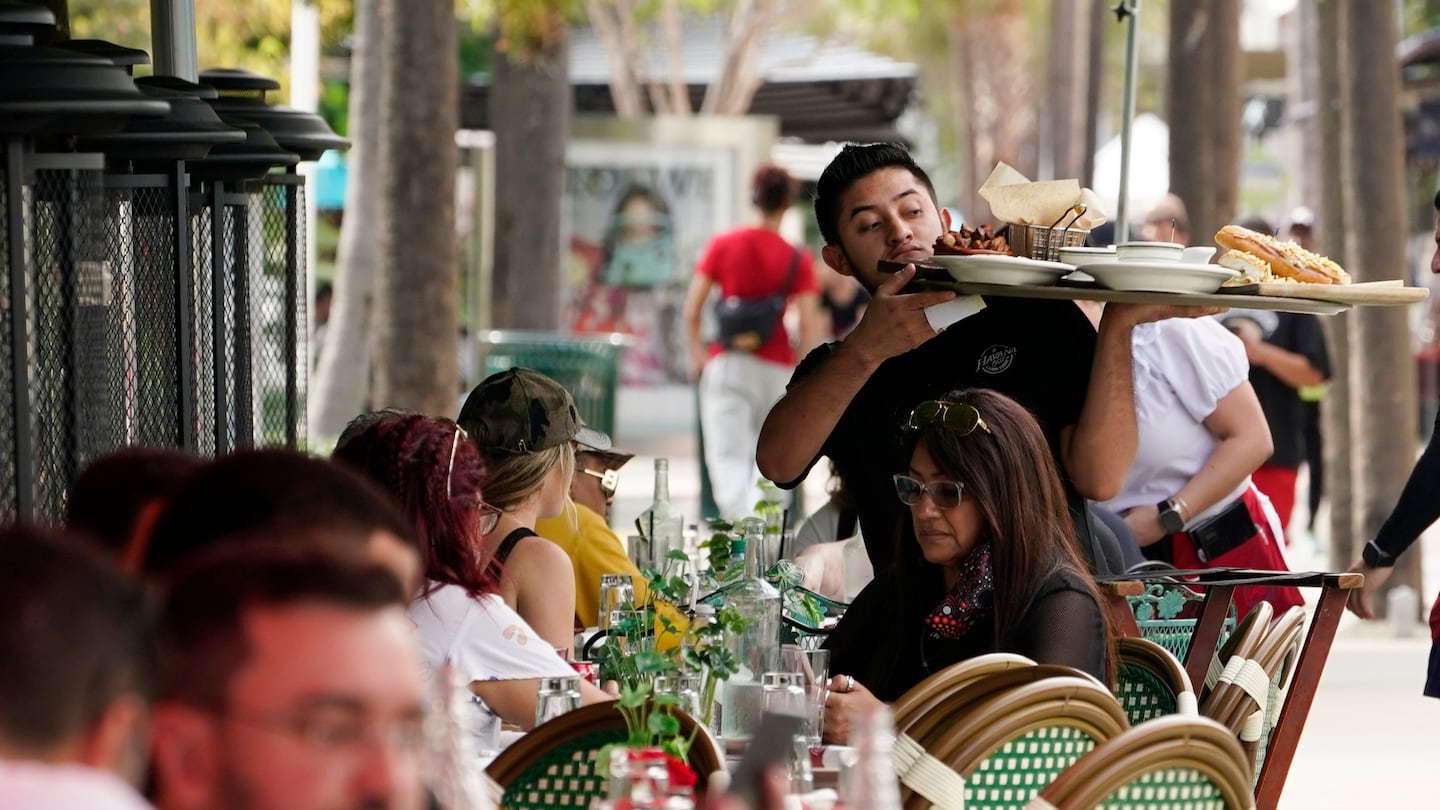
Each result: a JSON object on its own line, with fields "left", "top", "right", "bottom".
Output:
{"left": 308, "top": 0, "right": 381, "bottom": 438}
{"left": 1168, "top": 0, "right": 1240, "bottom": 242}
{"left": 372, "top": 0, "right": 458, "bottom": 415}
{"left": 1314, "top": 0, "right": 1353, "bottom": 572}
{"left": 491, "top": 27, "right": 570, "bottom": 330}
{"left": 1341, "top": 0, "right": 1422, "bottom": 616}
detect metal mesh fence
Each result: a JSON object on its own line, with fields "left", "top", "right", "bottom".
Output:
{"left": 253, "top": 177, "right": 306, "bottom": 449}
{"left": 31, "top": 166, "right": 107, "bottom": 522}
{"left": 189, "top": 201, "right": 216, "bottom": 457}
{"left": 1, "top": 161, "right": 315, "bottom": 524}
{"left": 100, "top": 181, "right": 184, "bottom": 449}
{"left": 0, "top": 167, "right": 14, "bottom": 519}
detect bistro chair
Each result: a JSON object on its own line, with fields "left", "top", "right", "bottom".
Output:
{"left": 1113, "top": 637, "right": 1197, "bottom": 725}
{"left": 892, "top": 652, "right": 1037, "bottom": 734}
{"left": 1029, "top": 714, "right": 1256, "bottom": 810}
{"left": 485, "top": 702, "right": 724, "bottom": 809}
{"left": 1200, "top": 605, "right": 1306, "bottom": 781}
{"left": 898, "top": 676, "right": 1129, "bottom": 810}
{"left": 1198, "top": 601, "right": 1273, "bottom": 704}
{"left": 900, "top": 663, "right": 1099, "bottom": 749}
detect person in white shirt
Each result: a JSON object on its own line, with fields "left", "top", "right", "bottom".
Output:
{"left": 1099, "top": 315, "right": 1302, "bottom": 617}
{"left": 334, "top": 410, "right": 612, "bottom": 727}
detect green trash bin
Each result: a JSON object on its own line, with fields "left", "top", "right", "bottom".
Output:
{"left": 474, "top": 330, "right": 631, "bottom": 436}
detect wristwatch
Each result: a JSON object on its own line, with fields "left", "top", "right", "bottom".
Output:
{"left": 1362, "top": 539, "right": 1397, "bottom": 568}
{"left": 1156, "top": 498, "right": 1186, "bottom": 535}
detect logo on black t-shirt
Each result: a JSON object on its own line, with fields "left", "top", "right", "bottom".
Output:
{"left": 977, "top": 345, "right": 1017, "bottom": 374}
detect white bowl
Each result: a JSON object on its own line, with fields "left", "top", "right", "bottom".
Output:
{"left": 1057, "top": 246, "right": 1118, "bottom": 268}
{"left": 928, "top": 254, "right": 1074, "bottom": 287}
{"left": 1181, "top": 246, "right": 1218, "bottom": 264}
{"left": 1115, "top": 241, "right": 1184, "bottom": 262}
{"left": 1084, "top": 260, "right": 1239, "bottom": 294}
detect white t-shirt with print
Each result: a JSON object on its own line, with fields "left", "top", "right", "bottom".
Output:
{"left": 409, "top": 583, "right": 575, "bottom": 686}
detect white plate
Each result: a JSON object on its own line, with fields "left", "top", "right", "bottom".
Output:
{"left": 929, "top": 254, "right": 1075, "bottom": 287}
{"left": 1084, "top": 260, "right": 1239, "bottom": 294}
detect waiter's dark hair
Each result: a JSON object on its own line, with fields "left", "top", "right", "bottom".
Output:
{"left": 813, "top": 142, "right": 938, "bottom": 247}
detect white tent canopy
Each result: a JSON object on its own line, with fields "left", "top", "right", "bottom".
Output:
{"left": 1092, "top": 112, "right": 1170, "bottom": 228}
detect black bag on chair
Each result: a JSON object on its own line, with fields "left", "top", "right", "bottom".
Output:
{"left": 713, "top": 249, "right": 799, "bottom": 352}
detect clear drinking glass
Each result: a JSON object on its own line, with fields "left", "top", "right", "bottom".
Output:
{"left": 760, "top": 671, "right": 808, "bottom": 718}
{"left": 781, "top": 644, "right": 830, "bottom": 744}
{"left": 598, "top": 573, "right": 637, "bottom": 632}
{"left": 534, "top": 676, "right": 583, "bottom": 727}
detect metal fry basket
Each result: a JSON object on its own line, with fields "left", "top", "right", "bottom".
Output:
{"left": 1007, "top": 205, "right": 1090, "bottom": 262}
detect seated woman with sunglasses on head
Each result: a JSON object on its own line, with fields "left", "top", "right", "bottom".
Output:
{"left": 820, "top": 389, "right": 1112, "bottom": 744}
{"left": 334, "top": 412, "right": 612, "bottom": 728}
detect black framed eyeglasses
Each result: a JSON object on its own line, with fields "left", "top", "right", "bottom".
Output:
{"left": 580, "top": 467, "right": 621, "bottom": 499}
{"left": 904, "top": 400, "right": 992, "bottom": 436}
{"left": 893, "top": 474, "right": 966, "bottom": 510}
{"left": 477, "top": 500, "right": 503, "bottom": 535}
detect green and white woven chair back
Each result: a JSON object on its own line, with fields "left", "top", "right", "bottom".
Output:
{"left": 500, "top": 727, "right": 627, "bottom": 810}
{"left": 966, "top": 725, "right": 1102, "bottom": 809}
{"left": 1093, "top": 767, "right": 1234, "bottom": 809}
{"left": 1115, "top": 662, "right": 1179, "bottom": 726}
{"left": 1127, "top": 584, "right": 1236, "bottom": 661}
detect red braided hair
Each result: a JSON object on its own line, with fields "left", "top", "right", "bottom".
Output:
{"left": 333, "top": 412, "right": 498, "bottom": 598}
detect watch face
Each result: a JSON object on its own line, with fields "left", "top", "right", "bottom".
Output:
{"left": 1159, "top": 504, "right": 1184, "bottom": 534}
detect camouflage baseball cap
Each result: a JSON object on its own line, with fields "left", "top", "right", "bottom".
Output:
{"left": 457, "top": 367, "right": 611, "bottom": 455}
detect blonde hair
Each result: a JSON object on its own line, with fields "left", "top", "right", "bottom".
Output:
{"left": 482, "top": 443, "right": 575, "bottom": 515}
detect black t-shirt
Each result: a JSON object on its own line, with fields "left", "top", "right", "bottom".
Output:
{"left": 823, "top": 564, "right": 1107, "bottom": 702}
{"left": 779, "top": 296, "right": 1096, "bottom": 570}
{"left": 1214, "top": 311, "right": 1330, "bottom": 469}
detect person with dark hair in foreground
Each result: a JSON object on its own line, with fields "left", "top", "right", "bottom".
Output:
{"left": 141, "top": 449, "right": 422, "bottom": 591}
{"left": 820, "top": 389, "right": 1111, "bottom": 743}
{"left": 1346, "top": 187, "right": 1440, "bottom": 699}
{"left": 65, "top": 446, "right": 205, "bottom": 568}
{"left": 0, "top": 525, "right": 160, "bottom": 809}
{"left": 149, "top": 545, "right": 427, "bottom": 810}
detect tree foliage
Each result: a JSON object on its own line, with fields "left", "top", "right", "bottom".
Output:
{"left": 69, "top": 0, "right": 352, "bottom": 95}
{"left": 479, "top": 0, "right": 584, "bottom": 59}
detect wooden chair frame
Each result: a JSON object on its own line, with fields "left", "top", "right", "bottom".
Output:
{"left": 1115, "top": 636, "right": 1198, "bottom": 725}
{"left": 1037, "top": 715, "right": 1255, "bottom": 810}
{"left": 1098, "top": 568, "right": 1361, "bottom": 808}
{"left": 901, "top": 663, "right": 1095, "bottom": 750}
{"left": 486, "top": 701, "right": 724, "bottom": 806}
{"left": 892, "top": 652, "right": 1035, "bottom": 734}
{"left": 899, "top": 676, "right": 1129, "bottom": 810}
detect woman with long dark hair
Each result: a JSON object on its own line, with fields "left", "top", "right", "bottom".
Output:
{"left": 820, "top": 388, "right": 1112, "bottom": 742}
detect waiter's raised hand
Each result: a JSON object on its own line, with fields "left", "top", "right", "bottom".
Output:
{"left": 843, "top": 264, "right": 956, "bottom": 364}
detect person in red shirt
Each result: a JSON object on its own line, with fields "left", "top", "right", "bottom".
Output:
{"left": 683, "top": 164, "right": 823, "bottom": 521}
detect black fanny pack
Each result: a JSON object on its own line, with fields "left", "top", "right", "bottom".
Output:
{"left": 1186, "top": 496, "right": 1259, "bottom": 563}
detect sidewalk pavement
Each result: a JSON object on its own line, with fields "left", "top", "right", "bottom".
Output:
{"left": 604, "top": 383, "right": 1440, "bottom": 808}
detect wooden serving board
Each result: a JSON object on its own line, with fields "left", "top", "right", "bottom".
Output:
{"left": 1218, "top": 279, "right": 1428, "bottom": 306}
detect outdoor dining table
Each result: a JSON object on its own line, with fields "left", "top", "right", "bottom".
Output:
{"left": 1096, "top": 568, "right": 1361, "bottom": 810}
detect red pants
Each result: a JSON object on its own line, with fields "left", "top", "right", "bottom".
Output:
{"left": 1170, "top": 484, "right": 1304, "bottom": 619}
{"left": 1250, "top": 464, "right": 1299, "bottom": 545}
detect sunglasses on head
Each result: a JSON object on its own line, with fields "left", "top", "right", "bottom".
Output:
{"left": 904, "top": 400, "right": 992, "bottom": 436}
{"left": 893, "top": 473, "right": 966, "bottom": 510}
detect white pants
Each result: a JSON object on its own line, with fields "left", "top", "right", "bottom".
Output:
{"left": 698, "top": 351, "right": 792, "bottom": 521}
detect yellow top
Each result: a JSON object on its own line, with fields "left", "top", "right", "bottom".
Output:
{"left": 536, "top": 504, "right": 688, "bottom": 649}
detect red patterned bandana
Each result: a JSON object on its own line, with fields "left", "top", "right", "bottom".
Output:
{"left": 924, "top": 542, "right": 995, "bottom": 639}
